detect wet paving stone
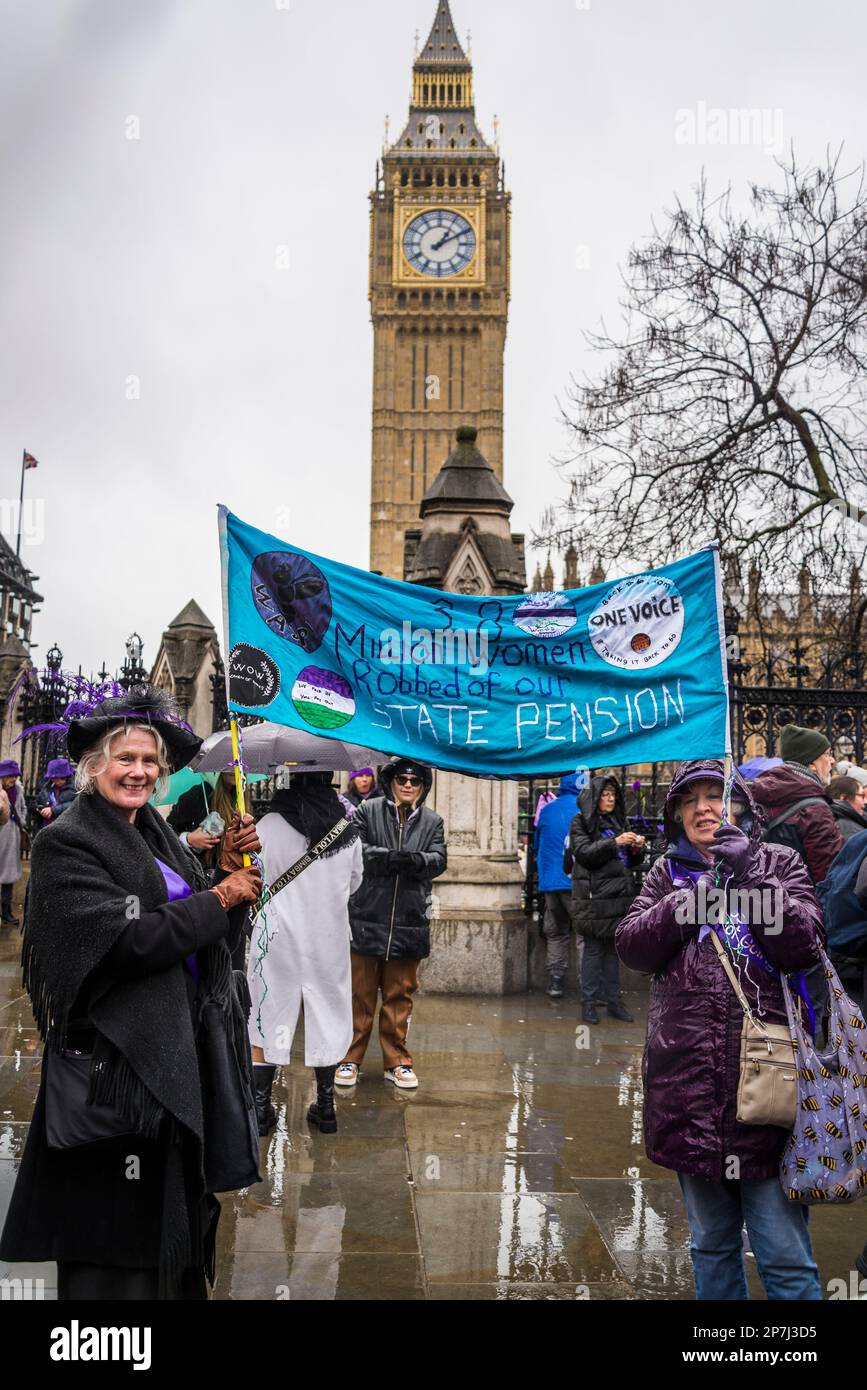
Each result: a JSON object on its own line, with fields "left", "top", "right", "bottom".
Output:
{"left": 403, "top": 1090, "right": 557, "bottom": 1156}
{"left": 251, "top": 1135, "right": 409, "bottom": 1189}
{"left": 408, "top": 1148, "right": 577, "bottom": 1193}
{"left": 217, "top": 1173, "right": 419, "bottom": 1258}
{"left": 415, "top": 1190, "right": 623, "bottom": 1284}
{"left": 0, "top": 1057, "right": 41, "bottom": 1117}
{"left": 214, "top": 1252, "right": 426, "bottom": 1301}
{"left": 427, "top": 1280, "right": 635, "bottom": 1300}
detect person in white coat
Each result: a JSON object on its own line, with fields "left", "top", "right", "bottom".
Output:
{"left": 247, "top": 771, "right": 362, "bottom": 1137}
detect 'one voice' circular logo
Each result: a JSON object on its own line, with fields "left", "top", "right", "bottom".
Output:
{"left": 588, "top": 575, "right": 684, "bottom": 669}
{"left": 291, "top": 666, "right": 356, "bottom": 730}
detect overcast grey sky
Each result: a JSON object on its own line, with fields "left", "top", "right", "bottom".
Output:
{"left": 1, "top": 0, "right": 864, "bottom": 676}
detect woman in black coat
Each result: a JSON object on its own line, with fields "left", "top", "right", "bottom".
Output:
{"left": 567, "top": 775, "right": 646, "bottom": 1025}
{"left": 336, "top": 759, "right": 446, "bottom": 1091}
{"left": 0, "top": 688, "right": 262, "bottom": 1300}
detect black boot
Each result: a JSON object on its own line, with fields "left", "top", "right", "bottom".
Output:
{"left": 307, "top": 1066, "right": 338, "bottom": 1135}
{"left": 253, "top": 1064, "right": 277, "bottom": 1136}
{"left": 545, "top": 970, "right": 565, "bottom": 999}
{"left": 1, "top": 884, "right": 17, "bottom": 926}
{"left": 607, "top": 1001, "right": 634, "bottom": 1023}
{"left": 582, "top": 1002, "right": 600, "bottom": 1025}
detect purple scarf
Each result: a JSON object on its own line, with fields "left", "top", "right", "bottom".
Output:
{"left": 668, "top": 833, "right": 815, "bottom": 1033}
{"left": 153, "top": 855, "right": 200, "bottom": 988}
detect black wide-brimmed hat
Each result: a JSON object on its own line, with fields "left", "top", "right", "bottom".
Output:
{"left": 65, "top": 685, "right": 202, "bottom": 770}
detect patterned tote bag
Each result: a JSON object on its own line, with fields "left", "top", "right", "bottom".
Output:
{"left": 779, "top": 947, "right": 867, "bottom": 1204}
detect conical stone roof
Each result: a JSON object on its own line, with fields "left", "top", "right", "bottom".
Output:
{"left": 420, "top": 425, "right": 513, "bottom": 515}
{"left": 419, "top": 0, "right": 468, "bottom": 65}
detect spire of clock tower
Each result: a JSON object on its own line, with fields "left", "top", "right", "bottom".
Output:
{"left": 394, "top": 0, "right": 494, "bottom": 154}
{"left": 368, "top": 0, "right": 510, "bottom": 579}
{"left": 419, "top": 1, "right": 467, "bottom": 63}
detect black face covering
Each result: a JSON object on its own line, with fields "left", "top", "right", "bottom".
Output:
{"left": 270, "top": 775, "right": 358, "bottom": 857}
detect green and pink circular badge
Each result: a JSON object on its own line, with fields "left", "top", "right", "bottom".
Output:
{"left": 291, "top": 666, "right": 356, "bottom": 730}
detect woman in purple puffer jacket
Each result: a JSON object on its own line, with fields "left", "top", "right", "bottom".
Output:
{"left": 616, "top": 758, "right": 823, "bottom": 1301}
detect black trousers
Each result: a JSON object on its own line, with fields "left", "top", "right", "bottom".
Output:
{"left": 1, "top": 882, "right": 14, "bottom": 918}
{"left": 57, "top": 1262, "right": 208, "bottom": 1301}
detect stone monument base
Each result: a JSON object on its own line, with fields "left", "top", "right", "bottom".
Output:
{"left": 419, "top": 909, "right": 529, "bottom": 994}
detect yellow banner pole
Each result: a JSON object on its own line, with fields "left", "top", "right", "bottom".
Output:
{"left": 229, "top": 715, "right": 251, "bottom": 867}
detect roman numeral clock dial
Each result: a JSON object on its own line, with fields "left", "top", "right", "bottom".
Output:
{"left": 402, "top": 208, "right": 476, "bottom": 278}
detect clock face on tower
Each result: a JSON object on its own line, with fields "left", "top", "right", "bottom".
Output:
{"left": 402, "top": 209, "right": 477, "bottom": 278}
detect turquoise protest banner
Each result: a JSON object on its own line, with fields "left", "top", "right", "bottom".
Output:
{"left": 219, "top": 506, "right": 730, "bottom": 777}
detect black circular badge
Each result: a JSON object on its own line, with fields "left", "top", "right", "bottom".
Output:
{"left": 228, "top": 643, "right": 280, "bottom": 708}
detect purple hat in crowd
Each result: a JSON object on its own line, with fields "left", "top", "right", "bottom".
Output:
{"left": 45, "top": 758, "right": 75, "bottom": 780}
{"left": 0, "top": 760, "right": 21, "bottom": 779}
{"left": 349, "top": 768, "right": 375, "bottom": 780}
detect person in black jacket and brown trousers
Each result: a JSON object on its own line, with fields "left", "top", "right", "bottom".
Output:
{"left": 335, "top": 758, "right": 446, "bottom": 1091}
{"left": 567, "top": 775, "right": 645, "bottom": 1025}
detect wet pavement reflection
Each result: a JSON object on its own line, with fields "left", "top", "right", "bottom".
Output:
{"left": 0, "top": 908, "right": 864, "bottom": 1301}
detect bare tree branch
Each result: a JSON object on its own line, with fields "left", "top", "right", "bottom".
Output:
{"left": 539, "top": 149, "right": 867, "bottom": 591}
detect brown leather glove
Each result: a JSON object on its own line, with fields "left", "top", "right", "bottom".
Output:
{"left": 210, "top": 866, "right": 262, "bottom": 912}
{"left": 219, "top": 814, "right": 261, "bottom": 871}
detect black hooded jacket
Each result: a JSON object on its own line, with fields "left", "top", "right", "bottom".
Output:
{"left": 567, "top": 776, "right": 644, "bottom": 939}
{"left": 348, "top": 761, "right": 447, "bottom": 960}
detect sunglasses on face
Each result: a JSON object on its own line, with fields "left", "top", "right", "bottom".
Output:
{"left": 395, "top": 775, "right": 421, "bottom": 786}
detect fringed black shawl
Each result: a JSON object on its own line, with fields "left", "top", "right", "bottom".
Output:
{"left": 22, "top": 790, "right": 249, "bottom": 1294}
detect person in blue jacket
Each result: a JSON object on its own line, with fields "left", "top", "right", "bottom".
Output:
{"left": 534, "top": 773, "right": 582, "bottom": 998}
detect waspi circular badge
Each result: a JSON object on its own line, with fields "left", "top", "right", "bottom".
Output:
{"left": 588, "top": 575, "right": 684, "bottom": 669}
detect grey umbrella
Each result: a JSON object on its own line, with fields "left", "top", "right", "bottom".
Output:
{"left": 189, "top": 722, "right": 391, "bottom": 774}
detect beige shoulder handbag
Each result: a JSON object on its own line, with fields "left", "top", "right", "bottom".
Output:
{"left": 709, "top": 932, "right": 798, "bottom": 1130}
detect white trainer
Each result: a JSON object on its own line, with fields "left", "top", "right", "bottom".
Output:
{"left": 335, "top": 1063, "right": 359, "bottom": 1087}
{"left": 384, "top": 1065, "right": 418, "bottom": 1090}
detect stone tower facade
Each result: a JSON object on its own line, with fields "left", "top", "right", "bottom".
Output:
{"left": 369, "top": 0, "right": 510, "bottom": 578}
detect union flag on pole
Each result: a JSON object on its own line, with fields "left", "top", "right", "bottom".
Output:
{"left": 23, "top": 451, "right": 38, "bottom": 470}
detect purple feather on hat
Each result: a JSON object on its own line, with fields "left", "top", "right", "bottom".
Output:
{"left": 16, "top": 675, "right": 194, "bottom": 747}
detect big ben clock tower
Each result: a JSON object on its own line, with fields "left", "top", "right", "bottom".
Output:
{"left": 369, "top": 0, "right": 511, "bottom": 577}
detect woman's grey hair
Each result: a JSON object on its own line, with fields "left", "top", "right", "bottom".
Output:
{"left": 75, "top": 722, "right": 170, "bottom": 796}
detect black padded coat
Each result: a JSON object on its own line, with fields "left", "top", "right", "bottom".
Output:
{"left": 567, "top": 776, "right": 644, "bottom": 940}
{"left": 348, "top": 764, "right": 447, "bottom": 960}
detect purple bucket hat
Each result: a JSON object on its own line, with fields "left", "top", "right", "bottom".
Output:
{"left": 0, "top": 759, "right": 22, "bottom": 779}
{"left": 663, "top": 757, "right": 759, "bottom": 845}
{"left": 45, "top": 757, "right": 75, "bottom": 780}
